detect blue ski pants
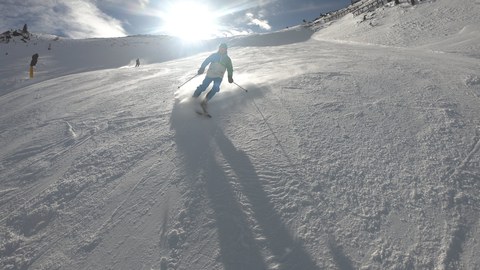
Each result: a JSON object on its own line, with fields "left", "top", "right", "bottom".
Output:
{"left": 193, "top": 77, "right": 222, "bottom": 101}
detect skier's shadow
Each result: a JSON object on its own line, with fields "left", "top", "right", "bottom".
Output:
{"left": 170, "top": 102, "right": 266, "bottom": 269}
{"left": 170, "top": 101, "right": 319, "bottom": 269}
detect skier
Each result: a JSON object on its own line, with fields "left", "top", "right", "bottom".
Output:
{"left": 29, "top": 53, "right": 39, "bottom": 78}
{"left": 193, "top": 43, "right": 234, "bottom": 109}
{"left": 135, "top": 58, "right": 140, "bottom": 67}
{"left": 30, "top": 53, "right": 39, "bottom": 67}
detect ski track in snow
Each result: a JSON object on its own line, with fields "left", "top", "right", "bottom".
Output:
{"left": 1, "top": 0, "right": 480, "bottom": 269}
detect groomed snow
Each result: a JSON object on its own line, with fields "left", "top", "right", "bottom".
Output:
{"left": 1, "top": 0, "right": 479, "bottom": 269}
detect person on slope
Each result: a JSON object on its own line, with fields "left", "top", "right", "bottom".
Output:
{"left": 193, "top": 43, "right": 234, "bottom": 108}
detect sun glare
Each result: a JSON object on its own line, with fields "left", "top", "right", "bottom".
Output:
{"left": 162, "top": 2, "right": 219, "bottom": 41}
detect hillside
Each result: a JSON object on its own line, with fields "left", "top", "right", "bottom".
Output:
{"left": 1, "top": 0, "right": 480, "bottom": 269}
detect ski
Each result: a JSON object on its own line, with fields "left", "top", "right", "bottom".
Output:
{"left": 196, "top": 100, "right": 211, "bottom": 118}
{"left": 196, "top": 110, "right": 212, "bottom": 118}
{"left": 190, "top": 98, "right": 211, "bottom": 118}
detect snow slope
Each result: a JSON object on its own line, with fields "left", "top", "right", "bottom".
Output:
{"left": 1, "top": 0, "right": 480, "bottom": 269}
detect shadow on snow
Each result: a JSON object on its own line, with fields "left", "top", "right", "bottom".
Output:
{"left": 170, "top": 100, "right": 319, "bottom": 270}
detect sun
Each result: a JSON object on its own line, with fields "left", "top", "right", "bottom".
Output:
{"left": 162, "top": 2, "right": 219, "bottom": 41}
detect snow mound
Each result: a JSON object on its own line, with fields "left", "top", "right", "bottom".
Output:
{"left": 313, "top": 0, "right": 480, "bottom": 55}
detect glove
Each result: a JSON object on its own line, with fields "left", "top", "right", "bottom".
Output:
{"left": 228, "top": 75, "right": 234, "bottom": 83}
{"left": 197, "top": 67, "right": 204, "bottom": 75}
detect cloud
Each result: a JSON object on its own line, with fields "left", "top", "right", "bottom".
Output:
{"left": 95, "top": 0, "right": 151, "bottom": 13}
{"left": 245, "top": 12, "right": 272, "bottom": 30}
{"left": 277, "top": 1, "right": 341, "bottom": 16}
{"left": 0, "top": 0, "right": 127, "bottom": 38}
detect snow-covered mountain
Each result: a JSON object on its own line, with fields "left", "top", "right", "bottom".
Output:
{"left": 1, "top": 0, "right": 480, "bottom": 269}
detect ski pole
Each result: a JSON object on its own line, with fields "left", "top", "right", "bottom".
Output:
{"left": 177, "top": 74, "right": 198, "bottom": 89}
{"left": 234, "top": 82, "right": 248, "bottom": 92}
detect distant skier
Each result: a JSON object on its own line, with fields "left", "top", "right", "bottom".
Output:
{"left": 193, "top": 43, "right": 234, "bottom": 108}
{"left": 29, "top": 53, "right": 39, "bottom": 78}
{"left": 30, "top": 53, "right": 39, "bottom": 67}
{"left": 135, "top": 58, "right": 140, "bottom": 67}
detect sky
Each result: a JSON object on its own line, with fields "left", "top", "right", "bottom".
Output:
{"left": 0, "top": 0, "right": 351, "bottom": 39}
